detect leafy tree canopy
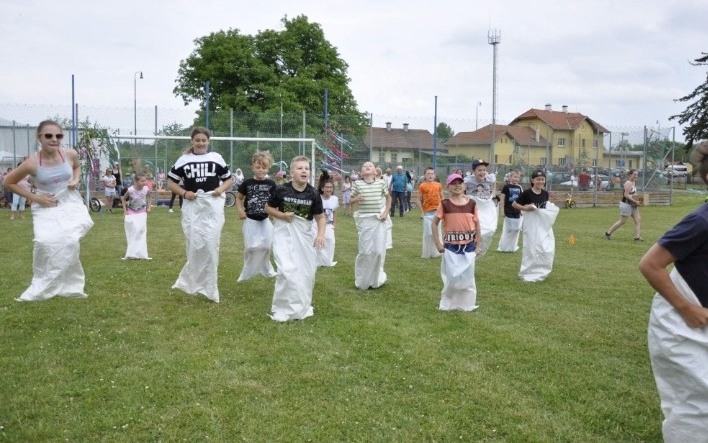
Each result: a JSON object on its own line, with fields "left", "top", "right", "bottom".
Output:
{"left": 173, "top": 15, "right": 366, "bottom": 134}
{"left": 670, "top": 52, "right": 708, "bottom": 150}
{"left": 436, "top": 122, "right": 455, "bottom": 144}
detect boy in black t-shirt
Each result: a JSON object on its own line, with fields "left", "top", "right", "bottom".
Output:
{"left": 497, "top": 169, "right": 524, "bottom": 252}
{"left": 266, "top": 156, "right": 325, "bottom": 322}
{"left": 513, "top": 170, "right": 549, "bottom": 211}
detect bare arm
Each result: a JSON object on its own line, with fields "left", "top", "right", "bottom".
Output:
{"left": 639, "top": 243, "right": 708, "bottom": 328}
{"left": 67, "top": 149, "right": 81, "bottom": 189}
{"left": 314, "top": 213, "right": 326, "bottom": 249}
{"left": 381, "top": 192, "right": 391, "bottom": 220}
{"left": 432, "top": 216, "right": 444, "bottom": 253}
{"left": 236, "top": 192, "right": 247, "bottom": 219}
{"left": 624, "top": 181, "right": 640, "bottom": 205}
{"left": 266, "top": 203, "right": 294, "bottom": 223}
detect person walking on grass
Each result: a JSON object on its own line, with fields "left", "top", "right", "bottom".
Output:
{"left": 121, "top": 171, "right": 152, "bottom": 260}
{"left": 266, "top": 156, "right": 325, "bottom": 322}
{"left": 236, "top": 150, "right": 277, "bottom": 282}
{"left": 432, "top": 173, "right": 481, "bottom": 311}
{"left": 341, "top": 175, "right": 352, "bottom": 216}
{"left": 604, "top": 169, "right": 643, "bottom": 241}
{"left": 316, "top": 171, "right": 339, "bottom": 267}
{"left": 10, "top": 169, "right": 31, "bottom": 220}
{"left": 102, "top": 167, "right": 117, "bottom": 213}
{"left": 351, "top": 161, "right": 390, "bottom": 290}
{"left": 389, "top": 165, "right": 407, "bottom": 217}
{"left": 167, "top": 127, "right": 233, "bottom": 303}
{"left": 418, "top": 166, "right": 444, "bottom": 258}
{"left": 4, "top": 120, "right": 93, "bottom": 301}
{"left": 639, "top": 141, "right": 708, "bottom": 443}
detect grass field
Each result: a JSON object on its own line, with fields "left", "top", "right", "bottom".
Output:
{"left": 1, "top": 192, "right": 705, "bottom": 442}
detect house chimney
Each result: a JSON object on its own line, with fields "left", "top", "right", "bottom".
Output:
{"left": 403, "top": 123, "right": 409, "bottom": 132}
{"left": 545, "top": 103, "right": 552, "bottom": 111}
{"left": 562, "top": 105, "right": 568, "bottom": 113}
{"left": 386, "top": 121, "right": 392, "bottom": 131}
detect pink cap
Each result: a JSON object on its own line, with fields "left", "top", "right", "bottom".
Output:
{"left": 446, "top": 173, "right": 464, "bottom": 185}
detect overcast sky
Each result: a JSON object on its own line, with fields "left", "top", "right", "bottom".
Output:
{"left": 1, "top": 0, "right": 706, "bottom": 141}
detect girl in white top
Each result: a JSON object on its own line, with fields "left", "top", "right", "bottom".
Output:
{"left": 317, "top": 175, "right": 339, "bottom": 266}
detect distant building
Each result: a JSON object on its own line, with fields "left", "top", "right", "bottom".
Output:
{"left": 364, "top": 122, "right": 435, "bottom": 171}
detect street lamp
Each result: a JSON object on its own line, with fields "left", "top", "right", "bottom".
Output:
{"left": 475, "top": 101, "right": 482, "bottom": 130}
{"left": 134, "top": 71, "right": 143, "bottom": 147}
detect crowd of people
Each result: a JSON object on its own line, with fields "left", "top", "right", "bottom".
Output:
{"left": 4, "top": 120, "right": 708, "bottom": 439}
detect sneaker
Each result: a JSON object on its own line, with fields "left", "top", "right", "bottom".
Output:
{"left": 168, "top": 209, "right": 174, "bottom": 213}
{"left": 634, "top": 237, "right": 644, "bottom": 241}
{"left": 604, "top": 231, "right": 611, "bottom": 240}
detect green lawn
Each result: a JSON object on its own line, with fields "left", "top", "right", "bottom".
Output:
{"left": 1, "top": 193, "right": 704, "bottom": 442}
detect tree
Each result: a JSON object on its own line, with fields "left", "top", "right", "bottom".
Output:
{"left": 669, "top": 52, "right": 708, "bottom": 150}
{"left": 173, "top": 15, "right": 367, "bottom": 135}
{"left": 436, "top": 122, "right": 455, "bottom": 145}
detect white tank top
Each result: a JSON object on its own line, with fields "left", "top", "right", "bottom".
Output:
{"left": 34, "top": 150, "right": 72, "bottom": 195}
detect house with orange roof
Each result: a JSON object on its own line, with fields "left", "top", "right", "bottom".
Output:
{"left": 364, "top": 122, "right": 435, "bottom": 169}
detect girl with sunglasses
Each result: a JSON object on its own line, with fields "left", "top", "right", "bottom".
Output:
{"left": 5, "top": 120, "right": 94, "bottom": 301}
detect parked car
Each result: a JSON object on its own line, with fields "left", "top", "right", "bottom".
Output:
{"left": 665, "top": 164, "right": 688, "bottom": 177}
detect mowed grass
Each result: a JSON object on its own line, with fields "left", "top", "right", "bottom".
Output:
{"left": 0, "top": 192, "right": 703, "bottom": 441}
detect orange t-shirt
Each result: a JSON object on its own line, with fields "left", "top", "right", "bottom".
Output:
{"left": 418, "top": 180, "right": 443, "bottom": 212}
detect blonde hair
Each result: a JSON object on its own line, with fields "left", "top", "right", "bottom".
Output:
{"left": 252, "top": 150, "right": 274, "bottom": 169}
{"left": 289, "top": 156, "right": 310, "bottom": 170}
{"left": 689, "top": 140, "right": 708, "bottom": 185}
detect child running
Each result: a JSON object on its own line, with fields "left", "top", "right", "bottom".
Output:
{"left": 512, "top": 170, "right": 559, "bottom": 282}
{"left": 236, "top": 150, "right": 278, "bottom": 281}
{"left": 350, "top": 161, "right": 390, "bottom": 289}
{"left": 497, "top": 169, "right": 523, "bottom": 252}
{"left": 465, "top": 159, "right": 497, "bottom": 256}
{"left": 431, "top": 173, "right": 481, "bottom": 311}
{"left": 418, "top": 166, "right": 444, "bottom": 258}
{"left": 341, "top": 175, "right": 352, "bottom": 215}
{"left": 121, "top": 171, "right": 152, "bottom": 259}
{"left": 266, "top": 156, "right": 325, "bottom": 322}
{"left": 316, "top": 171, "right": 339, "bottom": 267}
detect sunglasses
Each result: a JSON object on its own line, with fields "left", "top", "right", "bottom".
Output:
{"left": 42, "top": 133, "right": 64, "bottom": 140}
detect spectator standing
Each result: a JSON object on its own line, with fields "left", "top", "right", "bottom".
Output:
{"left": 389, "top": 165, "right": 407, "bottom": 217}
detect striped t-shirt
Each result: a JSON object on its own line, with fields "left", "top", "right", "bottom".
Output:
{"left": 351, "top": 179, "right": 388, "bottom": 214}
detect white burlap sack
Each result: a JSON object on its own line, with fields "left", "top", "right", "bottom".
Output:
{"left": 497, "top": 216, "right": 522, "bottom": 252}
{"left": 471, "top": 196, "right": 498, "bottom": 256}
{"left": 17, "top": 188, "right": 94, "bottom": 301}
{"left": 123, "top": 212, "right": 151, "bottom": 259}
{"left": 271, "top": 216, "right": 317, "bottom": 322}
{"left": 315, "top": 223, "right": 337, "bottom": 267}
{"left": 354, "top": 212, "right": 387, "bottom": 290}
{"left": 172, "top": 191, "right": 225, "bottom": 302}
{"left": 518, "top": 203, "right": 559, "bottom": 282}
{"left": 439, "top": 246, "right": 478, "bottom": 311}
{"left": 421, "top": 212, "right": 442, "bottom": 258}
{"left": 648, "top": 268, "right": 708, "bottom": 443}
{"left": 238, "top": 218, "right": 277, "bottom": 281}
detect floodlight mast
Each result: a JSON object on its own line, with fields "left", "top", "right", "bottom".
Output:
{"left": 488, "top": 30, "right": 500, "bottom": 168}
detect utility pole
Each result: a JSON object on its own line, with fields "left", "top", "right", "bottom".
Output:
{"left": 488, "top": 30, "right": 500, "bottom": 167}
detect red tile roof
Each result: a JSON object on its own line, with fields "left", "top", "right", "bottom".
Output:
{"left": 365, "top": 126, "right": 434, "bottom": 150}
{"left": 511, "top": 108, "right": 609, "bottom": 133}
{"left": 446, "top": 124, "right": 547, "bottom": 147}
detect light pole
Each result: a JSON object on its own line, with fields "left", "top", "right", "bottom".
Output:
{"left": 620, "top": 132, "right": 629, "bottom": 170}
{"left": 475, "top": 101, "right": 482, "bottom": 130}
{"left": 133, "top": 71, "right": 143, "bottom": 148}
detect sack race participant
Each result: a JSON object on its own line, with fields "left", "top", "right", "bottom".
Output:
{"left": 351, "top": 161, "right": 391, "bottom": 290}
{"left": 236, "top": 150, "right": 277, "bottom": 281}
{"left": 639, "top": 141, "right": 708, "bottom": 443}
{"left": 497, "top": 169, "right": 524, "bottom": 252}
{"left": 418, "top": 167, "right": 444, "bottom": 258}
{"left": 5, "top": 120, "right": 93, "bottom": 301}
{"left": 465, "top": 159, "right": 497, "bottom": 256}
{"left": 513, "top": 170, "right": 558, "bottom": 282}
{"left": 315, "top": 172, "right": 339, "bottom": 267}
{"left": 432, "top": 174, "right": 481, "bottom": 311}
{"left": 266, "top": 156, "right": 325, "bottom": 322}
{"left": 167, "top": 127, "right": 233, "bottom": 303}
{"left": 121, "top": 171, "right": 152, "bottom": 260}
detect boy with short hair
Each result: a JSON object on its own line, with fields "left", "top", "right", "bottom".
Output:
{"left": 432, "top": 173, "right": 481, "bottom": 311}
{"left": 418, "top": 167, "right": 444, "bottom": 258}
{"left": 497, "top": 169, "right": 524, "bottom": 252}
{"left": 350, "top": 161, "right": 391, "bottom": 289}
{"left": 236, "top": 150, "right": 278, "bottom": 281}
{"left": 464, "top": 159, "right": 497, "bottom": 256}
{"left": 266, "top": 156, "right": 325, "bottom": 322}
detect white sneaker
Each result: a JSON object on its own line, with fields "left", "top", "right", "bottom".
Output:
{"left": 168, "top": 209, "right": 174, "bottom": 213}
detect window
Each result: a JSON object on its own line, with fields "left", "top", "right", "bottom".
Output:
{"left": 593, "top": 138, "right": 598, "bottom": 148}
{"left": 591, "top": 159, "right": 597, "bottom": 167}
{"left": 581, "top": 138, "right": 586, "bottom": 148}
{"left": 378, "top": 152, "right": 385, "bottom": 165}
{"left": 391, "top": 153, "right": 398, "bottom": 163}
{"left": 558, "top": 138, "right": 566, "bottom": 147}
{"left": 558, "top": 158, "right": 566, "bottom": 166}
{"left": 540, "top": 157, "right": 547, "bottom": 166}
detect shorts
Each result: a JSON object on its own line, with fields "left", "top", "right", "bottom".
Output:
{"left": 619, "top": 201, "right": 637, "bottom": 217}
{"left": 105, "top": 188, "right": 117, "bottom": 197}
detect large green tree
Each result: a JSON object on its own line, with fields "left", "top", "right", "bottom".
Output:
{"left": 670, "top": 52, "right": 708, "bottom": 150}
{"left": 174, "top": 15, "right": 365, "bottom": 134}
